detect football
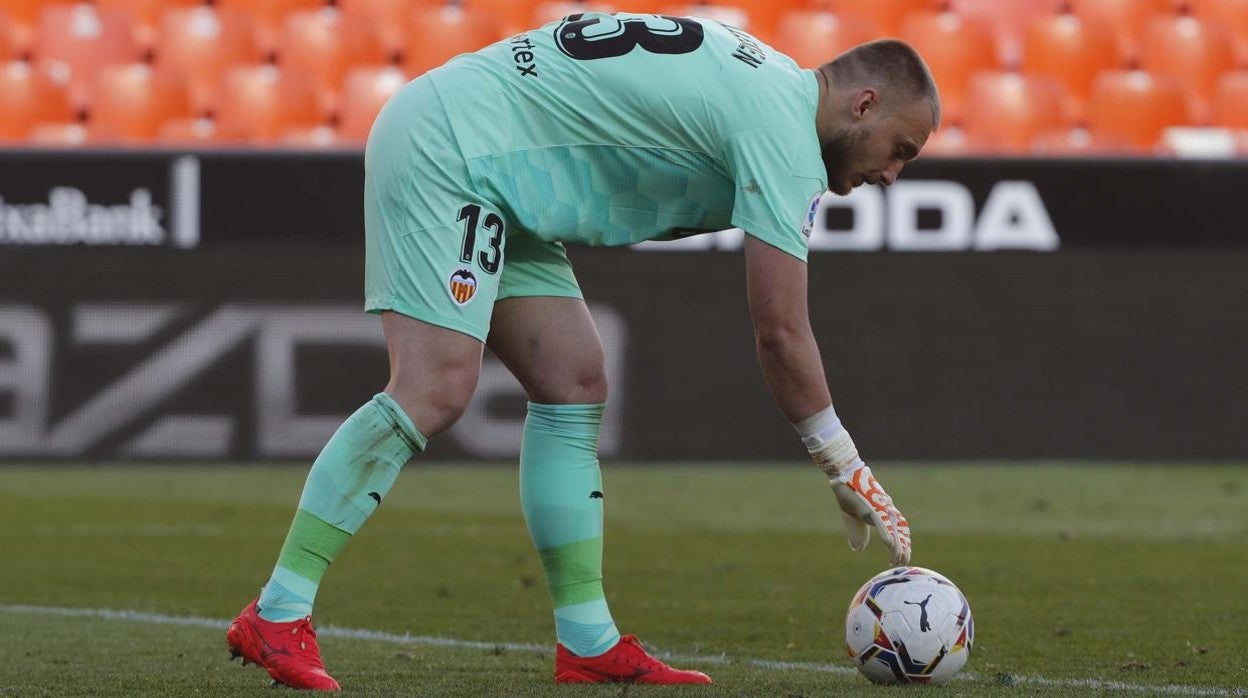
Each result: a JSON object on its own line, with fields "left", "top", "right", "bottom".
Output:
{"left": 845, "top": 566, "right": 974, "bottom": 684}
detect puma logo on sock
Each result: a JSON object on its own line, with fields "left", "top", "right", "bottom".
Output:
{"left": 368, "top": 492, "right": 381, "bottom": 505}
{"left": 589, "top": 491, "right": 604, "bottom": 499}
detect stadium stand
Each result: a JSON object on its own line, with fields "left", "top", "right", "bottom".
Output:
{"left": 0, "top": 0, "right": 1243, "bottom": 154}
{"left": 948, "top": 0, "right": 1062, "bottom": 67}
{"left": 153, "top": 6, "right": 263, "bottom": 115}
{"left": 0, "top": 59, "right": 74, "bottom": 141}
{"left": 1138, "top": 15, "right": 1237, "bottom": 125}
{"left": 1065, "top": 0, "right": 1174, "bottom": 61}
{"left": 96, "top": 0, "right": 200, "bottom": 50}
{"left": 157, "top": 115, "right": 216, "bottom": 144}
{"left": 818, "top": 0, "right": 937, "bottom": 36}
{"left": 213, "top": 64, "right": 321, "bottom": 143}
{"left": 0, "top": 0, "right": 43, "bottom": 55}
{"left": 27, "top": 120, "right": 88, "bottom": 145}
{"left": 338, "top": 65, "right": 407, "bottom": 141}
{"left": 401, "top": 3, "right": 503, "bottom": 78}
{"left": 899, "top": 10, "right": 999, "bottom": 125}
{"left": 962, "top": 72, "right": 1068, "bottom": 154}
{"left": 1188, "top": 0, "right": 1248, "bottom": 65}
{"left": 33, "top": 3, "right": 144, "bottom": 110}
{"left": 1213, "top": 71, "right": 1248, "bottom": 130}
{"left": 774, "top": 10, "right": 881, "bottom": 69}
{"left": 662, "top": 3, "right": 758, "bottom": 38}
{"left": 339, "top": 0, "right": 421, "bottom": 59}
{"left": 87, "top": 61, "right": 192, "bottom": 142}
{"left": 664, "top": 0, "right": 801, "bottom": 39}
{"left": 1021, "top": 12, "right": 1123, "bottom": 125}
{"left": 215, "top": 0, "right": 326, "bottom": 53}
{"left": 1087, "top": 69, "right": 1191, "bottom": 150}
{"left": 0, "top": 13, "right": 17, "bottom": 62}
{"left": 277, "top": 7, "right": 389, "bottom": 117}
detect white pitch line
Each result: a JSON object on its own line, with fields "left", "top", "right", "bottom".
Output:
{"left": 1, "top": 604, "right": 1244, "bottom": 697}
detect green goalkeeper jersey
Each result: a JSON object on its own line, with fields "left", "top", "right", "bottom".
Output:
{"left": 425, "top": 12, "right": 827, "bottom": 260}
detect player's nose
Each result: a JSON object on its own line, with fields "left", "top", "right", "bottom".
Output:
{"left": 881, "top": 161, "right": 904, "bottom": 187}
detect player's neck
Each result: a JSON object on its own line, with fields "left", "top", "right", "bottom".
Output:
{"left": 812, "top": 68, "right": 839, "bottom": 149}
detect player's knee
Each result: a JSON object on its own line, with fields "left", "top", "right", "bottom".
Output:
{"left": 385, "top": 362, "right": 479, "bottom": 437}
{"left": 531, "top": 358, "right": 608, "bottom": 404}
{"left": 573, "top": 362, "right": 609, "bottom": 404}
{"left": 418, "top": 388, "right": 473, "bottom": 435}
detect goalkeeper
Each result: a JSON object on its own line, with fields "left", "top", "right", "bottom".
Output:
{"left": 227, "top": 13, "right": 936, "bottom": 691}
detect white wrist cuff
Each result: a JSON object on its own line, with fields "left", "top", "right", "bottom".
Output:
{"left": 793, "top": 405, "right": 864, "bottom": 480}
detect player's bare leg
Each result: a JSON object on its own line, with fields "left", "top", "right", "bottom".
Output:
{"left": 488, "top": 296, "right": 712, "bottom": 685}
{"left": 228, "top": 312, "right": 482, "bottom": 691}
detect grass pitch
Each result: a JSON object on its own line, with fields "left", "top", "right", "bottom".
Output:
{"left": 0, "top": 462, "right": 1245, "bottom": 696}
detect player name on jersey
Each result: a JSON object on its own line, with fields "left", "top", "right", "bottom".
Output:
{"left": 722, "top": 24, "right": 767, "bottom": 69}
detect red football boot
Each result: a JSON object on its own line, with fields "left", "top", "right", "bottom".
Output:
{"left": 226, "top": 599, "right": 340, "bottom": 691}
{"left": 555, "top": 635, "right": 713, "bottom": 685}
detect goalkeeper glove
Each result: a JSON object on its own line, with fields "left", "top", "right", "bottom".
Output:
{"left": 794, "top": 406, "right": 912, "bottom": 566}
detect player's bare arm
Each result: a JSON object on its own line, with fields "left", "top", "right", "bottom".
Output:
{"left": 744, "top": 234, "right": 912, "bottom": 566}
{"left": 744, "top": 234, "right": 830, "bottom": 421}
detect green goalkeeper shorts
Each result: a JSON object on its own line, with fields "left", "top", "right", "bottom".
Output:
{"left": 363, "top": 75, "right": 582, "bottom": 342}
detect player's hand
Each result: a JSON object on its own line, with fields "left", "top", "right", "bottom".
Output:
{"left": 828, "top": 462, "right": 911, "bottom": 566}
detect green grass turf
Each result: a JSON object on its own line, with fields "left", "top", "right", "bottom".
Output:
{"left": 0, "top": 463, "right": 1245, "bottom": 696}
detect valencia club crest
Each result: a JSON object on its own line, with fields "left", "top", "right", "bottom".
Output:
{"left": 448, "top": 268, "right": 478, "bottom": 305}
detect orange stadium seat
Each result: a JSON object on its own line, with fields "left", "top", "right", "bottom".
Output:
{"left": 154, "top": 7, "right": 264, "bottom": 115}
{"left": 962, "top": 72, "right": 1067, "bottom": 154}
{"left": 899, "top": 11, "right": 999, "bottom": 125}
{"left": 0, "top": 14, "right": 17, "bottom": 61}
{"left": 27, "top": 121, "right": 88, "bottom": 146}
{"left": 279, "top": 124, "right": 340, "bottom": 147}
{"left": 814, "top": 0, "right": 939, "bottom": 36}
{"left": 215, "top": 0, "right": 326, "bottom": 53}
{"left": 1029, "top": 127, "right": 1135, "bottom": 155}
{"left": 339, "top": 0, "right": 427, "bottom": 58}
{"left": 1138, "top": 15, "right": 1236, "bottom": 124}
{"left": 919, "top": 125, "right": 969, "bottom": 156}
{"left": 1, "top": 0, "right": 44, "bottom": 55}
{"left": 773, "top": 10, "right": 883, "bottom": 68}
{"left": 1087, "top": 70, "right": 1191, "bottom": 150}
{"left": 33, "top": 3, "right": 143, "bottom": 109}
{"left": 1022, "top": 13, "right": 1123, "bottom": 124}
{"left": 1065, "top": 0, "right": 1174, "bottom": 61}
{"left": 0, "top": 60, "right": 73, "bottom": 140}
{"left": 95, "top": 0, "right": 199, "bottom": 51}
{"left": 1187, "top": 0, "right": 1248, "bottom": 65}
{"left": 86, "top": 62, "right": 191, "bottom": 142}
{"left": 403, "top": 4, "right": 504, "bottom": 77}
{"left": 459, "top": 0, "right": 534, "bottom": 36}
{"left": 948, "top": 0, "right": 1064, "bottom": 67}
{"left": 277, "top": 8, "right": 389, "bottom": 117}
{"left": 157, "top": 116, "right": 217, "bottom": 145}
{"left": 337, "top": 65, "right": 407, "bottom": 142}
{"left": 1212, "top": 71, "right": 1248, "bottom": 129}
{"left": 214, "top": 65, "right": 323, "bottom": 143}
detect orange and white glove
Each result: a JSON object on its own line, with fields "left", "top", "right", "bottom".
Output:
{"left": 794, "top": 406, "right": 912, "bottom": 566}
{"left": 826, "top": 461, "right": 911, "bottom": 566}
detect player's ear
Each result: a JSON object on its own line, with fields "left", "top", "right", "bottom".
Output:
{"left": 851, "top": 88, "right": 879, "bottom": 121}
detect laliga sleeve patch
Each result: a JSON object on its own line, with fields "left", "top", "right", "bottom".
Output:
{"left": 800, "top": 192, "right": 822, "bottom": 240}
{"left": 447, "top": 268, "right": 478, "bottom": 305}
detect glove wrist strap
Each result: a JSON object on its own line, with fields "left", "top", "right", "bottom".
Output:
{"left": 793, "top": 405, "right": 864, "bottom": 481}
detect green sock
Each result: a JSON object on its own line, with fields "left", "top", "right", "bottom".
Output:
{"left": 257, "top": 393, "right": 426, "bottom": 622}
{"left": 520, "top": 402, "right": 621, "bottom": 657}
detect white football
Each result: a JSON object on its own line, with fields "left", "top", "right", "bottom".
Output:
{"left": 844, "top": 566, "right": 974, "bottom": 684}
